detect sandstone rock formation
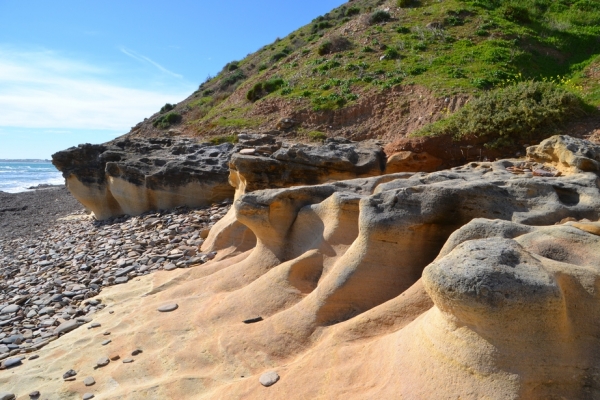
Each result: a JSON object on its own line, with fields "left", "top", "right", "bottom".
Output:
{"left": 52, "top": 138, "right": 236, "bottom": 220}
{"left": 53, "top": 135, "right": 388, "bottom": 221}
{"left": 230, "top": 136, "right": 386, "bottom": 194}
{"left": 6, "top": 136, "right": 600, "bottom": 399}
{"left": 527, "top": 134, "right": 600, "bottom": 173}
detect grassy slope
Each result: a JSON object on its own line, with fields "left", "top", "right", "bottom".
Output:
{"left": 135, "top": 0, "right": 600, "bottom": 142}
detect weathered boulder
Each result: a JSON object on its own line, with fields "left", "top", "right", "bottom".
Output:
{"left": 52, "top": 138, "right": 237, "bottom": 220}
{"left": 229, "top": 137, "right": 386, "bottom": 194}
{"left": 527, "top": 134, "right": 600, "bottom": 173}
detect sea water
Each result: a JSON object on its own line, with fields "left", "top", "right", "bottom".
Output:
{"left": 0, "top": 161, "right": 64, "bottom": 193}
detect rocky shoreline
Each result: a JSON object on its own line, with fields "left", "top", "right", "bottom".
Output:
{"left": 0, "top": 186, "right": 85, "bottom": 241}
{"left": 0, "top": 200, "right": 230, "bottom": 371}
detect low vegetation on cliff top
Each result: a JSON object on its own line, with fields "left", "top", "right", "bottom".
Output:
{"left": 144, "top": 0, "right": 600, "bottom": 147}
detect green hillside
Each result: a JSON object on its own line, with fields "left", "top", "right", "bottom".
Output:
{"left": 132, "top": 0, "right": 600, "bottom": 147}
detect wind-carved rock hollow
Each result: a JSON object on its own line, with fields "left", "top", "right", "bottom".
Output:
{"left": 10, "top": 135, "right": 600, "bottom": 399}
{"left": 197, "top": 135, "right": 600, "bottom": 398}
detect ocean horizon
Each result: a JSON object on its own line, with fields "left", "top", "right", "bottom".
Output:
{"left": 0, "top": 160, "right": 64, "bottom": 193}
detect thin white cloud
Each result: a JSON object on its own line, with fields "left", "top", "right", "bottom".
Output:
{"left": 120, "top": 47, "right": 183, "bottom": 79}
{"left": 0, "top": 47, "right": 193, "bottom": 132}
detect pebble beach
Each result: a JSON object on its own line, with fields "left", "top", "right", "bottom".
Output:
{"left": 0, "top": 185, "right": 230, "bottom": 370}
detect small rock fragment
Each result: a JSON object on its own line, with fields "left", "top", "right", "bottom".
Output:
{"left": 101, "top": 340, "right": 111, "bottom": 346}
{"left": 0, "top": 393, "right": 15, "bottom": 400}
{"left": 259, "top": 371, "right": 280, "bottom": 387}
{"left": 122, "top": 358, "right": 134, "bottom": 363}
{"left": 131, "top": 349, "right": 143, "bottom": 356}
{"left": 83, "top": 376, "right": 95, "bottom": 386}
{"left": 63, "top": 369, "right": 77, "bottom": 379}
{"left": 29, "top": 391, "right": 40, "bottom": 399}
{"left": 109, "top": 353, "right": 120, "bottom": 361}
{"left": 29, "top": 354, "right": 40, "bottom": 360}
{"left": 157, "top": 303, "right": 178, "bottom": 312}
{"left": 96, "top": 357, "right": 110, "bottom": 367}
{"left": 82, "top": 393, "right": 94, "bottom": 400}
{"left": 243, "top": 316, "right": 263, "bottom": 324}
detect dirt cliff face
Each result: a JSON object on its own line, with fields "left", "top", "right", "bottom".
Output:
{"left": 9, "top": 136, "right": 600, "bottom": 399}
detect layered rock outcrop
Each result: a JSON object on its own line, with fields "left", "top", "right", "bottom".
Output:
{"left": 52, "top": 138, "right": 237, "bottom": 220}
{"left": 52, "top": 135, "right": 388, "bottom": 221}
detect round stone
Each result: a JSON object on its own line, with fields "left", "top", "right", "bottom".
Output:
{"left": 83, "top": 376, "right": 95, "bottom": 386}
{"left": 28, "top": 391, "right": 40, "bottom": 399}
{"left": 157, "top": 303, "right": 178, "bottom": 312}
{"left": 82, "top": 393, "right": 94, "bottom": 400}
{"left": 259, "top": 371, "right": 280, "bottom": 387}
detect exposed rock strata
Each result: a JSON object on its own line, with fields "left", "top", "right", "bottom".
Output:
{"left": 53, "top": 136, "right": 388, "bottom": 221}
{"left": 52, "top": 138, "right": 236, "bottom": 220}
{"left": 230, "top": 136, "right": 386, "bottom": 194}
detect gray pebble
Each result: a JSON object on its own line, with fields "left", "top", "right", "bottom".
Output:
{"left": 29, "top": 354, "right": 40, "bottom": 360}
{"left": 29, "top": 391, "right": 40, "bottom": 399}
{"left": 96, "top": 357, "right": 110, "bottom": 367}
{"left": 0, "top": 393, "right": 15, "bottom": 400}
{"left": 2, "top": 357, "right": 24, "bottom": 368}
{"left": 122, "top": 358, "right": 134, "bottom": 363}
{"left": 164, "top": 263, "right": 177, "bottom": 271}
{"left": 157, "top": 303, "right": 178, "bottom": 312}
{"left": 83, "top": 376, "right": 95, "bottom": 386}
{"left": 131, "top": 349, "right": 143, "bottom": 356}
{"left": 62, "top": 369, "right": 77, "bottom": 379}
{"left": 0, "top": 305, "right": 19, "bottom": 314}
{"left": 101, "top": 340, "right": 111, "bottom": 346}
{"left": 82, "top": 393, "right": 94, "bottom": 400}
{"left": 259, "top": 371, "right": 280, "bottom": 387}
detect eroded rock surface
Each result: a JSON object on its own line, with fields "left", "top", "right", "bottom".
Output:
{"left": 5, "top": 136, "right": 600, "bottom": 399}
{"left": 52, "top": 138, "right": 236, "bottom": 220}
{"left": 230, "top": 136, "right": 386, "bottom": 194}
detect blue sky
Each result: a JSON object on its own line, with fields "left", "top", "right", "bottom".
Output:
{"left": 0, "top": 0, "right": 346, "bottom": 159}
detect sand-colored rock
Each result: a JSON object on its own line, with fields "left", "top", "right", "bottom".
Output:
{"left": 52, "top": 139, "right": 236, "bottom": 220}
{"left": 385, "top": 150, "right": 442, "bottom": 172}
{"left": 527, "top": 134, "right": 600, "bottom": 173}
{"left": 6, "top": 136, "right": 600, "bottom": 398}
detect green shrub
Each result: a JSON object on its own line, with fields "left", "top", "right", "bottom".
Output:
{"left": 501, "top": 5, "right": 530, "bottom": 23}
{"left": 397, "top": 0, "right": 413, "bottom": 7}
{"left": 369, "top": 10, "right": 391, "bottom": 24}
{"left": 384, "top": 48, "right": 400, "bottom": 59}
{"left": 271, "top": 52, "right": 289, "bottom": 63}
{"left": 225, "top": 61, "right": 239, "bottom": 71}
{"left": 413, "top": 81, "right": 587, "bottom": 148}
{"left": 160, "top": 103, "right": 175, "bottom": 114}
{"left": 318, "top": 41, "right": 333, "bottom": 56}
{"left": 219, "top": 70, "right": 246, "bottom": 90}
{"left": 318, "top": 36, "right": 352, "bottom": 56}
{"left": 346, "top": 6, "right": 361, "bottom": 16}
{"left": 396, "top": 26, "right": 411, "bottom": 34}
{"left": 153, "top": 112, "right": 182, "bottom": 129}
{"left": 246, "top": 78, "right": 286, "bottom": 102}
{"left": 308, "top": 131, "right": 327, "bottom": 141}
